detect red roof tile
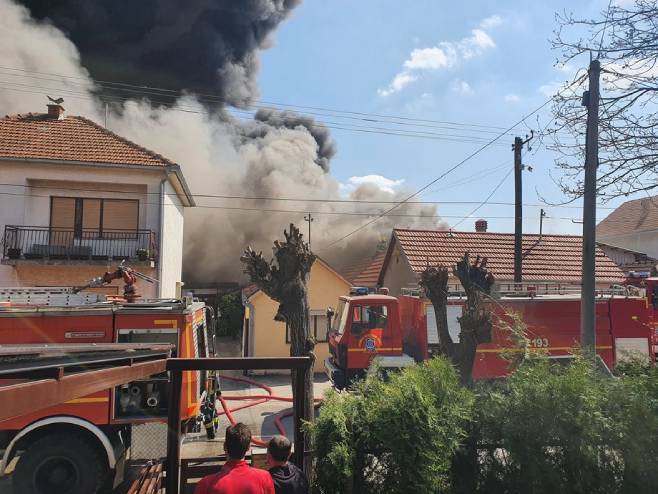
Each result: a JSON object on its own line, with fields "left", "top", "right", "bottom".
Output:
{"left": 597, "top": 195, "right": 658, "bottom": 237}
{"left": 242, "top": 283, "right": 260, "bottom": 300}
{"left": 0, "top": 112, "right": 175, "bottom": 167}
{"left": 341, "top": 252, "right": 386, "bottom": 287}
{"left": 390, "top": 229, "right": 624, "bottom": 284}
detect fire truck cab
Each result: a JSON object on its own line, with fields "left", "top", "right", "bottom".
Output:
{"left": 0, "top": 288, "right": 214, "bottom": 494}
{"left": 325, "top": 284, "right": 657, "bottom": 390}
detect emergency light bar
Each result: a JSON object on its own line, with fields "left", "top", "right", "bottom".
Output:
{"left": 350, "top": 287, "right": 369, "bottom": 296}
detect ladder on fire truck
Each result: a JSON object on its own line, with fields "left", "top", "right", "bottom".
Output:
{"left": 401, "top": 282, "right": 644, "bottom": 299}
{"left": 0, "top": 287, "right": 106, "bottom": 306}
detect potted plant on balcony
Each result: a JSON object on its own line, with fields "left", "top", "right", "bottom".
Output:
{"left": 7, "top": 247, "right": 21, "bottom": 259}
{"left": 136, "top": 248, "right": 150, "bottom": 261}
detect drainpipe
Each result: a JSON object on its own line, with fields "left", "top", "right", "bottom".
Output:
{"left": 157, "top": 176, "right": 167, "bottom": 298}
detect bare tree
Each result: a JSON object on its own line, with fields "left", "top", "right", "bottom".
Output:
{"left": 420, "top": 253, "right": 495, "bottom": 386}
{"left": 549, "top": 0, "right": 658, "bottom": 200}
{"left": 240, "top": 224, "right": 316, "bottom": 464}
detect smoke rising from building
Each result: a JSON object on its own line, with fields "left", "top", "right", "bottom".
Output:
{"left": 18, "top": 0, "right": 302, "bottom": 107}
{"left": 2, "top": 0, "right": 443, "bottom": 283}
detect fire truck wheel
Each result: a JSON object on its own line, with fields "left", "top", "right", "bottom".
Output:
{"left": 12, "top": 433, "right": 106, "bottom": 494}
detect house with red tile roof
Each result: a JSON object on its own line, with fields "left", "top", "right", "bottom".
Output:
{"left": 597, "top": 195, "right": 658, "bottom": 260}
{"left": 0, "top": 103, "right": 194, "bottom": 298}
{"left": 597, "top": 243, "right": 657, "bottom": 276}
{"left": 241, "top": 258, "right": 351, "bottom": 373}
{"left": 379, "top": 228, "right": 625, "bottom": 295}
{"left": 339, "top": 251, "right": 386, "bottom": 289}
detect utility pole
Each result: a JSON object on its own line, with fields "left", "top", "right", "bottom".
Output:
{"left": 539, "top": 208, "right": 546, "bottom": 239}
{"left": 512, "top": 131, "right": 534, "bottom": 284}
{"left": 304, "top": 213, "right": 314, "bottom": 250}
{"left": 581, "top": 58, "right": 601, "bottom": 356}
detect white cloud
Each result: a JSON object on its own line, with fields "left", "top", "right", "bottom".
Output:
{"left": 452, "top": 79, "right": 473, "bottom": 95}
{"left": 404, "top": 47, "right": 451, "bottom": 70}
{"left": 340, "top": 175, "right": 405, "bottom": 195}
{"left": 469, "top": 29, "right": 495, "bottom": 51}
{"left": 538, "top": 81, "right": 563, "bottom": 98}
{"left": 377, "top": 72, "right": 417, "bottom": 97}
{"left": 378, "top": 15, "right": 502, "bottom": 96}
{"left": 504, "top": 93, "right": 520, "bottom": 103}
{"left": 480, "top": 15, "right": 503, "bottom": 30}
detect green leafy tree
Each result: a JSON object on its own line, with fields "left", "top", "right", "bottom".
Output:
{"left": 476, "top": 355, "right": 658, "bottom": 494}
{"left": 310, "top": 357, "right": 473, "bottom": 494}
{"left": 217, "top": 292, "right": 244, "bottom": 339}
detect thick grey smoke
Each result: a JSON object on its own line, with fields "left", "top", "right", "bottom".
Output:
{"left": 0, "top": 0, "right": 443, "bottom": 284}
{"left": 18, "top": 0, "right": 301, "bottom": 107}
{"left": 251, "top": 108, "right": 337, "bottom": 171}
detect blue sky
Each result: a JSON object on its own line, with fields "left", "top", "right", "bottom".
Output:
{"left": 256, "top": 0, "right": 626, "bottom": 235}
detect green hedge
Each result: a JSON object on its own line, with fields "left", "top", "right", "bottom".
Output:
{"left": 309, "top": 358, "right": 473, "bottom": 493}
{"left": 310, "top": 355, "right": 658, "bottom": 493}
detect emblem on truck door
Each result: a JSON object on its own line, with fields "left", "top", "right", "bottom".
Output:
{"left": 364, "top": 337, "right": 377, "bottom": 352}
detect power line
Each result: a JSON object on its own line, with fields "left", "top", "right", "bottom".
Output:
{"left": 0, "top": 82, "right": 511, "bottom": 147}
{"left": 322, "top": 73, "right": 589, "bottom": 249}
{"left": 450, "top": 167, "right": 514, "bottom": 229}
{"left": 0, "top": 64, "right": 549, "bottom": 134}
{"left": 0, "top": 182, "right": 624, "bottom": 210}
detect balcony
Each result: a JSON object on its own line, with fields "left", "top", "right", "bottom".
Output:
{"left": 2, "top": 226, "right": 157, "bottom": 264}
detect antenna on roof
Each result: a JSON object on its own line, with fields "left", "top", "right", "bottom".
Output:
{"left": 447, "top": 229, "right": 454, "bottom": 238}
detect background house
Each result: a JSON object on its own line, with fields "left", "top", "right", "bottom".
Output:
{"left": 597, "top": 195, "right": 658, "bottom": 259}
{"left": 597, "top": 243, "right": 657, "bottom": 276}
{"left": 242, "top": 258, "right": 351, "bottom": 373}
{"left": 339, "top": 251, "right": 386, "bottom": 291}
{"left": 0, "top": 104, "right": 194, "bottom": 298}
{"left": 379, "top": 227, "right": 625, "bottom": 295}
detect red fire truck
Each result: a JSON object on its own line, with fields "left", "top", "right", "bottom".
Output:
{"left": 324, "top": 280, "right": 658, "bottom": 389}
{"left": 0, "top": 283, "right": 214, "bottom": 494}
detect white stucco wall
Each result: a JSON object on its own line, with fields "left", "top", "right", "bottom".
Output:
{"left": 159, "top": 180, "right": 184, "bottom": 298}
{"left": 598, "top": 231, "right": 658, "bottom": 260}
{"left": 0, "top": 160, "right": 172, "bottom": 295}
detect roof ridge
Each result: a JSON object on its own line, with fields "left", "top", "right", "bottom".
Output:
{"left": 2, "top": 112, "right": 37, "bottom": 119}
{"left": 72, "top": 116, "right": 175, "bottom": 166}
{"left": 393, "top": 228, "right": 582, "bottom": 238}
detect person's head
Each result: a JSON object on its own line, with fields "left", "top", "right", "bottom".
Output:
{"left": 266, "top": 435, "right": 292, "bottom": 467}
{"left": 223, "top": 423, "right": 251, "bottom": 460}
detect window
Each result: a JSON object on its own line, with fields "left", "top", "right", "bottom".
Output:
{"left": 285, "top": 314, "right": 329, "bottom": 343}
{"left": 50, "top": 197, "right": 139, "bottom": 238}
{"left": 351, "top": 305, "right": 388, "bottom": 334}
{"left": 315, "top": 315, "right": 328, "bottom": 343}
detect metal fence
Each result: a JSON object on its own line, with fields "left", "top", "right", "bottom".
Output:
{"left": 2, "top": 225, "right": 156, "bottom": 261}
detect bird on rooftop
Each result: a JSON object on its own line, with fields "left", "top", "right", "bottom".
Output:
{"left": 47, "top": 95, "right": 64, "bottom": 105}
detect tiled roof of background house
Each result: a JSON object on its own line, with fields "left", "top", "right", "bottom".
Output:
{"left": 597, "top": 195, "right": 658, "bottom": 237}
{"left": 597, "top": 243, "right": 658, "bottom": 274}
{"left": 242, "top": 283, "right": 260, "bottom": 300}
{"left": 340, "top": 252, "right": 386, "bottom": 287}
{"left": 0, "top": 112, "right": 175, "bottom": 167}
{"left": 389, "top": 229, "right": 624, "bottom": 284}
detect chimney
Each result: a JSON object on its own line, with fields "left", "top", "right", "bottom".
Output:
{"left": 47, "top": 104, "right": 65, "bottom": 119}
{"left": 475, "top": 219, "right": 488, "bottom": 232}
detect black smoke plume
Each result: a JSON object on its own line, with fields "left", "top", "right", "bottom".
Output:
{"left": 19, "top": 0, "right": 301, "bottom": 107}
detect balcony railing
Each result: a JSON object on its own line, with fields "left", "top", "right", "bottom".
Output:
{"left": 2, "top": 226, "right": 157, "bottom": 262}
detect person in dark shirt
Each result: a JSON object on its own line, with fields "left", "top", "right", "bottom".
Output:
{"left": 266, "top": 435, "right": 309, "bottom": 494}
{"left": 195, "top": 423, "right": 274, "bottom": 494}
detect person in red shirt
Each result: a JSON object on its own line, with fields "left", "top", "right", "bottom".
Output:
{"left": 194, "top": 423, "right": 275, "bottom": 494}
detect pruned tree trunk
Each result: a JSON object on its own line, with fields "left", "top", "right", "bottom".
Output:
{"left": 421, "top": 254, "right": 494, "bottom": 493}
{"left": 241, "top": 224, "right": 315, "bottom": 472}
{"left": 420, "top": 253, "right": 494, "bottom": 387}
{"left": 419, "top": 265, "right": 454, "bottom": 358}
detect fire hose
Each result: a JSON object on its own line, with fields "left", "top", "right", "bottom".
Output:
{"left": 213, "top": 374, "right": 321, "bottom": 447}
